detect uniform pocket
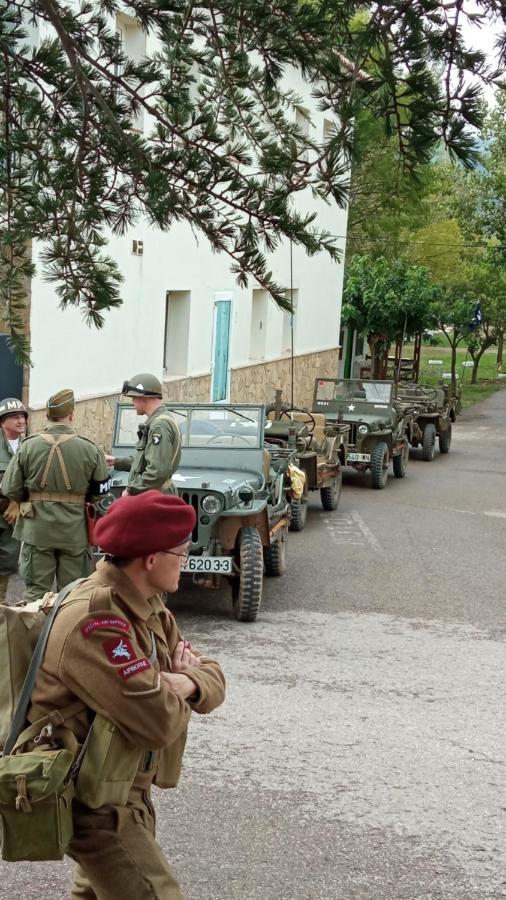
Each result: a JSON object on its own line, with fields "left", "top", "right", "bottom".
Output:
{"left": 75, "top": 715, "right": 143, "bottom": 809}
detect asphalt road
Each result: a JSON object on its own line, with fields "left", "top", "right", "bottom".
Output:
{"left": 2, "top": 391, "right": 505, "bottom": 899}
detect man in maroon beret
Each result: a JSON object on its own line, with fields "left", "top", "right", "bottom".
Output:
{"left": 25, "top": 490, "right": 225, "bottom": 900}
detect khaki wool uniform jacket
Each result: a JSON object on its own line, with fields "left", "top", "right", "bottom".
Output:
{"left": 27, "top": 560, "right": 225, "bottom": 793}
{"left": 114, "top": 406, "right": 181, "bottom": 495}
{"left": 2, "top": 423, "right": 111, "bottom": 551}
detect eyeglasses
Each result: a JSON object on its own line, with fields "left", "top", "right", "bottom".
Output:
{"left": 159, "top": 549, "right": 189, "bottom": 564}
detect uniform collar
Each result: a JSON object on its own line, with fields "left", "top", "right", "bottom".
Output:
{"left": 94, "top": 558, "right": 163, "bottom": 624}
{"left": 44, "top": 423, "right": 76, "bottom": 434}
{"left": 145, "top": 404, "right": 166, "bottom": 424}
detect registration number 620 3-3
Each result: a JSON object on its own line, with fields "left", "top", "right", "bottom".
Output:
{"left": 183, "top": 556, "right": 233, "bottom": 574}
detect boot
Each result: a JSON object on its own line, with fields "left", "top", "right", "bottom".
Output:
{"left": 0, "top": 574, "right": 9, "bottom": 604}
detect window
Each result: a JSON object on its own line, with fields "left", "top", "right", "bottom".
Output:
{"left": 115, "top": 14, "right": 147, "bottom": 131}
{"left": 249, "top": 289, "right": 268, "bottom": 360}
{"left": 164, "top": 291, "right": 191, "bottom": 376}
{"left": 281, "top": 289, "right": 298, "bottom": 355}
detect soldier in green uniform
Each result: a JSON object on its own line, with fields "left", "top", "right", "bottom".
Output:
{"left": 1, "top": 389, "right": 112, "bottom": 603}
{"left": 106, "top": 373, "right": 181, "bottom": 495}
{"left": 0, "top": 398, "right": 28, "bottom": 602}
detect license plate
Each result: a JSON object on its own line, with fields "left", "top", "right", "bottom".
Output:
{"left": 347, "top": 452, "right": 371, "bottom": 462}
{"left": 183, "top": 556, "right": 233, "bottom": 574}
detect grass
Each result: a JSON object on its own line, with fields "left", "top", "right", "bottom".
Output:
{"left": 405, "top": 343, "right": 506, "bottom": 410}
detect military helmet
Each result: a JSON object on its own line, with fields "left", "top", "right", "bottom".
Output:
{"left": 122, "top": 373, "right": 163, "bottom": 398}
{"left": 0, "top": 397, "right": 28, "bottom": 423}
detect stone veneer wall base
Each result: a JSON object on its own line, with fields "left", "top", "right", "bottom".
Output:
{"left": 27, "top": 348, "right": 339, "bottom": 448}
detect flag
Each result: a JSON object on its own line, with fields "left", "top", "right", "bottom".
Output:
{"left": 468, "top": 302, "right": 482, "bottom": 331}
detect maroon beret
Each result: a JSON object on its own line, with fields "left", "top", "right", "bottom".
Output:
{"left": 95, "top": 491, "right": 195, "bottom": 557}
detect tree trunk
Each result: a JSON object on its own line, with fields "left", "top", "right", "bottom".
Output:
{"left": 367, "top": 334, "right": 389, "bottom": 379}
{"left": 450, "top": 341, "right": 458, "bottom": 394}
{"left": 471, "top": 358, "right": 480, "bottom": 384}
{"left": 497, "top": 330, "right": 504, "bottom": 368}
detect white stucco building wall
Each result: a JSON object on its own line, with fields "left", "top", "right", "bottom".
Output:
{"left": 26, "top": 13, "right": 349, "bottom": 415}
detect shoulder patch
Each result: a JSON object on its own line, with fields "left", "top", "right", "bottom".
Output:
{"left": 118, "top": 658, "right": 151, "bottom": 680}
{"left": 103, "top": 636, "right": 137, "bottom": 665}
{"left": 152, "top": 433, "right": 161, "bottom": 445}
{"left": 81, "top": 615, "right": 130, "bottom": 638}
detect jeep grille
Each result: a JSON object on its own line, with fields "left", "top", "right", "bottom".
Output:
{"left": 178, "top": 491, "right": 200, "bottom": 543}
{"left": 348, "top": 423, "right": 357, "bottom": 447}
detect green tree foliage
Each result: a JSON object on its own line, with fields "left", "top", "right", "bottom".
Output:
{"left": 346, "top": 112, "right": 432, "bottom": 261}
{"left": 0, "top": 1, "right": 504, "bottom": 358}
{"left": 342, "top": 254, "right": 440, "bottom": 377}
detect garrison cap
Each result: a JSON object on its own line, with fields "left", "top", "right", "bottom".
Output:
{"left": 122, "top": 373, "right": 163, "bottom": 398}
{"left": 0, "top": 397, "right": 28, "bottom": 422}
{"left": 47, "top": 388, "right": 75, "bottom": 420}
{"left": 95, "top": 491, "right": 195, "bottom": 557}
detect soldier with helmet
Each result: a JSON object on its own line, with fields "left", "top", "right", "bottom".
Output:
{"left": 1, "top": 389, "right": 112, "bottom": 603}
{"left": 106, "top": 373, "right": 181, "bottom": 495}
{"left": 0, "top": 397, "right": 28, "bottom": 602}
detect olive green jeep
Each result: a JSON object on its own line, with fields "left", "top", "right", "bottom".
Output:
{"left": 395, "top": 382, "right": 460, "bottom": 460}
{"left": 264, "top": 403, "right": 349, "bottom": 530}
{"left": 313, "top": 378, "right": 413, "bottom": 489}
{"left": 108, "top": 402, "right": 294, "bottom": 622}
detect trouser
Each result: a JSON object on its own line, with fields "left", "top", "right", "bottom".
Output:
{"left": 69, "top": 789, "right": 183, "bottom": 900}
{"left": 0, "top": 526, "right": 21, "bottom": 603}
{"left": 19, "top": 542, "right": 93, "bottom": 604}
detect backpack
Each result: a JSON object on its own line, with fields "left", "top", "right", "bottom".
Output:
{"left": 0, "top": 597, "right": 55, "bottom": 752}
{"left": 0, "top": 582, "right": 86, "bottom": 861}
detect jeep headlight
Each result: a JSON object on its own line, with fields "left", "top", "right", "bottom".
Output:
{"left": 201, "top": 494, "right": 222, "bottom": 515}
{"left": 358, "top": 424, "right": 369, "bottom": 435}
{"left": 238, "top": 486, "right": 254, "bottom": 505}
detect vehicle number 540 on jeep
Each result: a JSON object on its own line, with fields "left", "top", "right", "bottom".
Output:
{"left": 183, "top": 556, "right": 233, "bottom": 574}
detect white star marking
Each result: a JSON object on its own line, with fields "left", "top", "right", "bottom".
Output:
{"left": 348, "top": 404, "right": 355, "bottom": 411}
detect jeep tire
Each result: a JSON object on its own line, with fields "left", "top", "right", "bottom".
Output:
{"left": 264, "top": 526, "right": 287, "bottom": 576}
{"left": 320, "top": 469, "right": 342, "bottom": 511}
{"left": 393, "top": 438, "right": 409, "bottom": 478}
{"left": 439, "top": 423, "right": 452, "bottom": 454}
{"left": 289, "top": 497, "right": 308, "bottom": 532}
{"left": 371, "top": 442, "right": 389, "bottom": 489}
{"left": 422, "top": 423, "right": 437, "bottom": 461}
{"left": 232, "top": 527, "right": 264, "bottom": 622}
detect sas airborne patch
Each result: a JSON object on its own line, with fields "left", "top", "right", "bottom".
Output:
{"left": 103, "top": 636, "right": 137, "bottom": 665}
{"left": 81, "top": 615, "right": 130, "bottom": 638}
{"left": 118, "top": 658, "right": 151, "bottom": 680}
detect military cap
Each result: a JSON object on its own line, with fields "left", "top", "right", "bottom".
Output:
{"left": 95, "top": 491, "right": 195, "bottom": 557}
{"left": 122, "top": 373, "right": 163, "bottom": 398}
{"left": 47, "top": 388, "right": 75, "bottom": 420}
{"left": 0, "top": 397, "right": 28, "bottom": 422}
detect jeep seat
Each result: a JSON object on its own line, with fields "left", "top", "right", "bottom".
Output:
{"left": 289, "top": 412, "right": 327, "bottom": 452}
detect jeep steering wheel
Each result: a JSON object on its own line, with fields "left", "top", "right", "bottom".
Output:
{"left": 206, "top": 432, "right": 252, "bottom": 446}
{"left": 279, "top": 407, "right": 316, "bottom": 435}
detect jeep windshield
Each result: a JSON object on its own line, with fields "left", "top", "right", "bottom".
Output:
{"left": 169, "top": 405, "right": 264, "bottom": 448}
{"left": 315, "top": 379, "right": 393, "bottom": 406}
{"left": 113, "top": 403, "right": 264, "bottom": 451}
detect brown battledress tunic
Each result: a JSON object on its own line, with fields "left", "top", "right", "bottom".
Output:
{"left": 27, "top": 560, "right": 225, "bottom": 899}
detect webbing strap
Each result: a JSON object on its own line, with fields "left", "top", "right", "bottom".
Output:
{"left": 12, "top": 699, "right": 86, "bottom": 752}
{"left": 38, "top": 433, "right": 76, "bottom": 490}
{"left": 3, "top": 578, "right": 86, "bottom": 756}
{"left": 29, "top": 491, "right": 85, "bottom": 505}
